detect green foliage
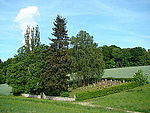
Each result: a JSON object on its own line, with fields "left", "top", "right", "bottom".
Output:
{"left": 6, "top": 61, "right": 28, "bottom": 95}
{"left": 0, "top": 65, "right": 6, "bottom": 84}
{"left": 145, "top": 50, "right": 150, "bottom": 65}
{"left": 76, "top": 82, "right": 140, "bottom": 101}
{"left": 0, "top": 59, "right": 13, "bottom": 84}
{"left": 70, "top": 30, "right": 104, "bottom": 86}
{"left": 52, "top": 15, "right": 68, "bottom": 39}
{"left": 6, "top": 45, "right": 48, "bottom": 95}
{"left": 101, "top": 45, "right": 150, "bottom": 69}
{"left": 42, "top": 15, "right": 70, "bottom": 96}
{"left": 60, "top": 92, "right": 69, "bottom": 97}
{"left": 0, "top": 74, "right": 5, "bottom": 84}
{"left": 133, "top": 70, "right": 148, "bottom": 85}
{"left": 42, "top": 49, "right": 71, "bottom": 96}
{"left": 51, "top": 15, "right": 69, "bottom": 50}
{"left": 130, "top": 47, "right": 147, "bottom": 66}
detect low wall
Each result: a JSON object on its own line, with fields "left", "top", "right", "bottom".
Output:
{"left": 21, "top": 94, "right": 41, "bottom": 99}
{"left": 46, "top": 96, "right": 75, "bottom": 101}
{"left": 21, "top": 94, "right": 75, "bottom": 101}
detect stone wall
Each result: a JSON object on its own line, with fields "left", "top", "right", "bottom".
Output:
{"left": 21, "top": 94, "right": 75, "bottom": 101}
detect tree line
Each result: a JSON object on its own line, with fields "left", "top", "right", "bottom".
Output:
{"left": 101, "top": 45, "right": 150, "bottom": 69}
{"left": 0, "top": 15, "right": 150, "bottom": 96}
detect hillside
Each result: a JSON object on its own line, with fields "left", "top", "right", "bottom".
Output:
{"left": 87, "top": 84, "right": 150, "bottom": 113}
{"left": 103, "top": 65, "right": 150, "bottom": 82}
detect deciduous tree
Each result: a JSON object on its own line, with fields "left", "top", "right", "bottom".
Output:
{"left": 70, "top": 30, "right": 104, "bottom": 86}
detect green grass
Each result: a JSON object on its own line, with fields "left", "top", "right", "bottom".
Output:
{"left": 88, "top": 84, "right": 150, "bottom": 113}
{"left": 0, "top": 84, "right": 12, "bottom": 95}
{"left": 0, "top": 96, "right": 125, "bottom": 113}
{"left": 103, "top": 65, "right": 150, "bottom": 82}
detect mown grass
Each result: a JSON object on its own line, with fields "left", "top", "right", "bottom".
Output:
{"left": 0, "top": 84, "right": 12, "bottom": 95}
{"left": 0, "top": 96, "right": 125, "bottom": 113}
{"left": 103, "top": 65, "right": 150, "bottom": 82}
{"left": 88, "top": 84, "right": 150, "bottom": 113}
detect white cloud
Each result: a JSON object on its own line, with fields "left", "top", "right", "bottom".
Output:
{"left": 14, "top": 6, "right": 40, "bottom": 34}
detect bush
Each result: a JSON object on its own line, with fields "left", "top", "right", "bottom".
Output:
{"left": 0, "top": 74, "right": 5, "bottom": 84}
{"left": 133, "top": 70, "right": 148, "bottom": 85}
{"left": 60, "top": 92, "right": 69, "bottom": 97}
{"left": 76, "top": 82, "right": 140, "bottom": 101}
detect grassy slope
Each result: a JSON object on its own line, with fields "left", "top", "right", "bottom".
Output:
{"left": 88, "top": 84, "right": 150, "bottom": 113}
{"left": 70, "top": 66, "right": 150, "bottom": 97}
{"left": 103, "top": 65, "right": 150, "bottom": 82}
{"left": 0, "top": 84, "right": 12, "bottom": 95}
{"left": 0, "top": 96, "right": 124, "bottom": 113}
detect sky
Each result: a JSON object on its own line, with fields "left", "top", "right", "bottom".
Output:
{"left": 0, "top": 0, "right": 150, "bottom": 61}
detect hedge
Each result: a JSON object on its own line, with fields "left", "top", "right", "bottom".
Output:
{"left": 60, "top": 92, "right": 69, "bottom": 97}
{"left": 76, "top": 82, "right": 140, "bottom": 101}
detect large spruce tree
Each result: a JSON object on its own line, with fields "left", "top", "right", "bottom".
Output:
{"left": 42, "top": 15, "right": 71, "bottom": 96}
{"left": 50, "top": 15, "right": 69, "bottom": 49}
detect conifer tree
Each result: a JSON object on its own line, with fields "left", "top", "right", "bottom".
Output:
{"left": 42, "top": 15, "right": 70, "bottom": 96}
{"left": 51, "top": 15, "right": 69, "bottom": 49}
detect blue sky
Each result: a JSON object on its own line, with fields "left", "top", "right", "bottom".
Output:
{"left": 0, "top": 0, "right": 150, "bottom": 61}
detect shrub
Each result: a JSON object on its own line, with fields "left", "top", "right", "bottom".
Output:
{"left": 76, "top": 82, "right": 140, "bottom": 101}
{"left": 0, "top": 74, "right": 5, "bottom": 84}
{"left": 133, "top": 70, "right": 148, "bottom": 85}
{"left": 60, "top": 92, "right": 69, "bottom": 97}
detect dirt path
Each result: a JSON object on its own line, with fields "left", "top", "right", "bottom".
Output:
{"left": 74, "top": 102, "right": 143, "bottom": 113}
{"left": 74, "top": 102, "right": 99, "bottom": 107}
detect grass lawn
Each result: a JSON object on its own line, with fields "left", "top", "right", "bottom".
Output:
{"left": 89, "top": 84, "right": 150, "bottom": 113}
{"left": 0, "top": 96, "right": 125, "bottom": 113}
{"left": 103, "top": 65, "right": 150, "bottom": 82}
{"left": 0, "top": 84, "right": 12, "bottom": 95}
